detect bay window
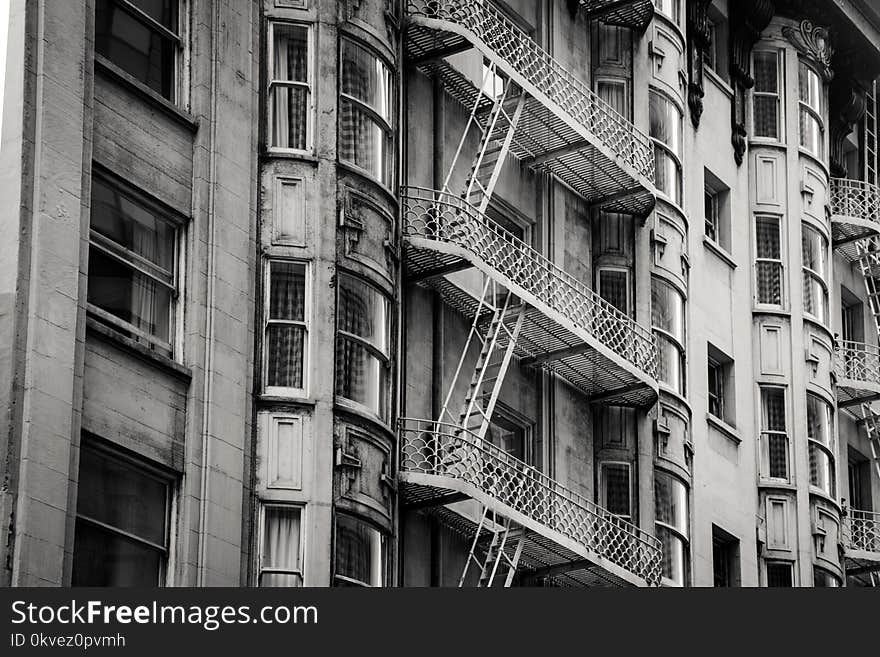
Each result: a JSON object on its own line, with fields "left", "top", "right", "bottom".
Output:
{"left": 88, "top": 172, "right": 180, "bottom": 355}
{"left": 801, "top": 223, "right": 829, "bottom": 325}
{"left": 649, "top": 91, "right": 683, "bottom": 205}
{"left": 333, "top": 515, "right": 387, "bottom": 587}
{"left": 753, "top": 51, "right": 782, "bottom": 140}
{"left": 259, "top": 505, "right": 303, "bottom": 587}
{"left": 339, "top": 39, "right": 394, "bottom": 187}
{"left": 806, "top": 393, "right": 835, "bottom": 497}
{"left": 755, "top": 215, "right": 783, "bottom": 307}
{"left": 268, "top": 22, "right": 312, "bottom": 151}
{"left": 798, "top": 62, "right": 824, "bottom": 158}
{"left": 655, "top": 471, "right": 689, "bottom": 586}
{"left": 73, "top": 441, "right": 171, "bottom": 586}
{"left": 264, "top": 260, "right": 309, "bottom": 395}
{"left": 336, "top": 273, "right": 391, "bottom": 421}
{"left": 652, "top": 278, "right": 686, "bottom": 395}
{"left": 760, "top": 386, "right": 789, "bottom": 481}
{"left": 653, "top": 0, "right": 681, "bottom": 24}
{"left": 96, "top": 0, "right": 181, "bottom": 101}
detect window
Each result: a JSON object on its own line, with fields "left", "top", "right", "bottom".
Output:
{"left": 259, "top": 505, "right": 303, "bottom": 587}
{"left": 597, "top": 267, "right": 630, "bottom": 315}
{"left": 807, "top": 393, "right": 835, "bottom": 497}
{"left": 707, "top": 358, "right": 724, "bottom": 419}
{"left": 712, "top": 526, "right": 740, "bottom": 587}
{"left": 649, "top": 91, "right": 683, "bottom": 205}
{"left": 766, "top": 561, "right": 793, "bottom": 587}
{"left": 801, "top": 223, "right": 829, "bottom": 325}
{"left": 703, "top": 7, "right": 729, "bottom": 83}
{"left": 600, "top": 462, "right": 632, "bottom": 522}
{"left": 760, "top": 387, "right": 789, "bottom": 481}
{"left": 755, "top": 215, "right": 783, "bottom": 307}
{"left": 597, "top": 79, "right": 629, "bottom": 120}
{"left": 655, "top": 471, "right": 689, "bottom": 586}
{"left": 268, "top": 23, "right": 311, "bottom": 151}
{"left": 72, "top": 441, "right": 171, "bottom": 586}
{"left": 753, "top": 51, "right": 783, "bottom": 140}
{"left": 704, "top": 187, "right": 719, "bottom": 243}
{"left": 703, "top": 169, "right": 730, "bottom": 248}
{"left": 653, "top": 0, "right": 681, "bottom": 24}
{"left": 813, "top": 568, "right": 840, "bottom": 587}
{"left": 264, "top": 261, "right": 308, "bottom": 395}
{"left": 333, "top": 515, "right": 387, "bottom": 587}
{"left": 485, "top": 411, "right": 530, "bottom": 464}
{"left": 707, "top": 344, "right": 735, "bottom": 425}
{"left": 481, "top": 58, "right": 506, "bottom": 100}
{"left": 339, "top": 39, "right": 394, "bottom": 187}
{"left": 652, "top": 278, "right": 686, "bottom": 396}
{"left": 95, "top": 0, "right": 181, "bottom": 101}
{"left": 798, "top": 62, "right": 824, "bottom": 158}
{"left": 88, "top": 172, "right": 180, "bottom": 355}
{"left": 336, "top": 274, "right": 391, "bottom": 421}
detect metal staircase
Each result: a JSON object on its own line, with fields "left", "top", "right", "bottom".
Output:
{"left": 460, "top": 507, "right": 526, "bottom": 587}
{"left": 854, "top": 238, "right": 880, "bottom": 479}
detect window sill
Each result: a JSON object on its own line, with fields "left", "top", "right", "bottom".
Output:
{"left": 95, "top": 56, "right": 198, "bottom": 133}
{"left": 336, "top": 161, "right": 399, "bottom": 208}
{"left": 704, "top": 67, "right": 733, "bottom": 99}
{"left": 752, "top": 306, "right": 791, "bottom": 318}
{"left": 262, "top": 150, "right": 319, "bottom": 165}
{"left": 757, "top": 480, "right": 797, "bottom": 492}
{"left": 334, "top": 399, "right": 394, "bottom": 439}
{"left": 808, "top": 488, "right": 842, "bottom": 513}
{"left": 86, "top": 316, "right": 192, "bottom": 382}
{"left": 702, "top": 236, "right": 737, "bottom": 268}
{"left": 797, "top": 148, "right": 829, "bottom": 176}
{"left": 706, "top": 413, "right": 741, "bottom": 445}
{"left": 257, "top": 394, "right": 317, "bottom": 408}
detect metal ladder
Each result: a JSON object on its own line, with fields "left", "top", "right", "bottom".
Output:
{"left": 858, "top": 403, "right": 880, "bottom": 480}
{"left": 442, "top": 61, "right": 525, "bottom": 214}
{"left": 459, "top": 506, "right": 526, "bottom": 587}
{"left": 855, "top": 239, "right": 880, "bottom": 479}
{"left": 865, "top": 80, "right": 877, "bottom": 186}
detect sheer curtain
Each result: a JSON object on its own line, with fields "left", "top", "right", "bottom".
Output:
{"left": 336, "top": 276, "right": 372, "bottom": 407}
{"left": 267, "top": 262, "right": 306, "bottom": 389}
{"left": 273, "top": 25, "right": 308, "bottom": 150}
{"left": 335, "top": 516, "right": 382, "bottom": 586}
{"left": 262, "top": 507, "right": 302, "bottom": 587}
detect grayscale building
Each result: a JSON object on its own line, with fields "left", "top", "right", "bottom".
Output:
{"left": 1, "top": 0, "right": 879, "bottom": 588}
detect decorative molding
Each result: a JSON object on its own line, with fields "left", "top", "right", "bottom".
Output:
{"left": 829, "top": 76, "right": 867, "bottom": 178}
{"left": 782, "top": 20, "right": 833, "bottom": 81}
{"left": 686, "top": 0, "right": 712, "bottom": 129}
{"left": 728, "top": 0, "right": 775, "bottom": 165}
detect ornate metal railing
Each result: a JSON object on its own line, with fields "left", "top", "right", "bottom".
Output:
{"left": 406, "top": 0, "right": 655, "bottom": 182}
{"left": 830, "top": 178, "right": 880, "bottom": 225}
{"left": 835, "top": 340, "right": 880, "bottom": 387}
{"left": 574, "top": 0, "right": 654, "bottom": 29}
{"left": 843, "top": 508, "right": 880, "bottom": 554}
{"left": 399, "top": 417, "right": 663, "bottom": 586}
{"left": 402, "top": 186, "right": 659, "bottom": 379}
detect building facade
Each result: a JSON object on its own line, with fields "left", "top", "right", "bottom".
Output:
{"left": 1, "top": 0, "right": 879, "bottom": 588}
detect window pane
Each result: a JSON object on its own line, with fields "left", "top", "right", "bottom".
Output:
{"left": 72, "top": 521, "right": 162, "bottom": 586}
{"left": 76, "top": 446, "right": 168, "bottom": 545}
{"left": 602, "top": 464, "right": 631, "bottom": 517}
{"left": 755, "top": 216, "right": 780, "bottom": 259}
{"left": 335, "top": 337, "right": 388, "bottom": 418}
{"left": 753, "top": 52, "right": 779, "bottom": 93}
{"left": 91, "top": 178, "right": 176, "bottom": 277}
{"left": 761, "top": 388, "right": 786, "bottom": 431}
{"left": 598, "top": 270, "right": 628, "bottom": 314}
{"left": 654, "top": 145, "right": 682, "bottom": 205}
{"left": 766, "top": 433, "right": 788, "bottom": 479}
{"left": 766, "top": 563, "right": 793, "bottom": 587}
{"left": 266, "top": 324, "right": 305, "bottom": 389}
{"left": 261, "top": 506, "right": 301, "bottom": 586}
{"left": 339, "top": 98, "right": 393, "bottom": 186}
{"left": 813, "top": 568, "right": 840, "bottom": 587}
{"left": 651, "top": 279, "right": 685, "bottom": 342}
{"left": 809, "top": 443, "right": 834, "bottom": 495}
{"left": 801, "top": 224, "right": 828, "bottom": 277}
{"left": 654, "top": 0, "right": 681, "bottom": 23}
{"left": 129, "top": 0, "right": 177, "bottom": 30}
{"left": 485, "top": 416, "right": 526, "bottom": 462}
{"left": 270, "top": 85, "right": 309, "bottom": 150}
{"left": 335, "top": 516, "right": 384, "bottom": 587}
{"left": 649, "top": 92, "right": 681, "bottom": 155}
{"left": 802, "top": 275, "right": 828, "bottom": 324}
{"left": 272, "top": 24, "right": 308, "bottom": 83}
{"left": 756, "top": 261, "right": 783, "bottom": 305}
{"left": 657, "top": 526, "right": 686, "bottom": 585}
{"left": 88, "top": 249, "right": 173, "bottom": 342}
{"left": 338, "top": 275, "right": 389, "bottom": 352}
{"left": 655, "top": 472, "right": 688, "bottom": 536}
{"left": 806, "top": 394, "right": 833, "bottom": 446}
{"left": 340, "top": 40, "right": 392, "bottom": 122}
{"left": 269, "top": 262, "right": 306, "bottom": 321}
{"left": 799, "top": 109, "right": 823, "bottom": 156}
{"left": 95, "top": 0, "right": 176, "bottom": 99}
{"left": 753, "top": 96, "right": 779, "bottom": 139}
{"left": 597, "top": 80, "right": 627, "bottom": 118}
{"left": 658, "top": 336, "right": 685, "bottom": 394}
{"left": 798, "top": 62, "right": 821, "bottom": 110}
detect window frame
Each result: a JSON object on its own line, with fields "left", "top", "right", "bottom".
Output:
{"left": 806, "top": 392, "right": 836, "bottom": 498}
{"left": 753, "top": 214, "right": 785, "bottom": 309}
{"left": 704, "top": 185, "right": 720, "bottom": 243}
{"left": 257, "top": 503, "right": 306, "bottom": 587}
{"left": 597, "top": 265, "right": 631, "bottom": 316}
{"left": 599, "top": 461, "right": 633, "bottom": 522}
{"left": 335, "top": 272, "right": 392, "bottom": 422}
{"left": 751, "top": 49, "right": 784, "bottom": 142}
{"left": 96, "top": 0, "right": 185, "bottom": 104}
{"left": 73, "top": 439, "right": 174, "bottom": 587}
{"left": 337, "top": 37, "right": 395, "bottom": 190}
{"left": 332, "top": 514, "right": 388, "bottom": 588}
{"left": 765, "top": 561, "right": 794, "bottom": 587}
{"left": 759, "top": 385, "right": 789, "bottom": 483}
{"left": 801, "top": 221, "right": 829, "bottom": 326}
{"left": 267, "top": 21, "right": 314, "bottom": 155}
{"left": 87, "top": 168, "right": 184, "bottom": 357}
{"left": 653, "top": 0, "right": 682, "bottom": 25}
{"left": 707, "top": 356, "right": 724, "bottom": 421}
{"left": 797, "top": 60, "right": 825, "bottom": 159}
{"left": 263, "top": 258, "right": 311, "bottom": 398}
{"left": 595, "top": 76, "right": 631, "bottom": 121}
{"left": 648, "top": 89, "right": 684, "bottom": 206}
{"left": 652, "top": 277, "right": 687, "bottom": 396}
{"left": 654, "top": 470, "right": 690, "bottom": 587}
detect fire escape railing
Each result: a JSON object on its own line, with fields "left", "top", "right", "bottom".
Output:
{"left": 835, "top": 340, "right": 880, "bottom": 390}
{"left": 843, "top": 509, "right": 880, "bottom": 555}
{"left": 830, "top": 178, "right": 880, "bottom": 257}
{"left": 399, "top": 417, "right": 663, "bottom": 586}
{"left": 402, "top": 186, "right": 659, "bottom": 382}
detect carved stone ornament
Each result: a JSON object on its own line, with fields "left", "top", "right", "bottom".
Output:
{"left": 782, "top": 20, "right": 834, "bottom": 81}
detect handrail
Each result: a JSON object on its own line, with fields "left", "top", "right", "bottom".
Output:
{"left": 399, "top": 417, "right": 663, "bottom": 585}
{"left": 835, "top": 340, "right": 880, "bottom": 386}
{"left": 830, "top": 178, "right": 880, "bottom": 224}
{"left": 843, "top": 508, "right": 880, "bottom": 554}
{"left": 402, "top": 186, "right": 659, "bottom": 379}
{"left": 406, "top": 0, "right": 655, "bottom": 183}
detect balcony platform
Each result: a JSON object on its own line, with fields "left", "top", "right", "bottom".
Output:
{"left": 399, "top": 418, "right": 663, "bottom": 587}
{"left": 572, "top": 0, "right": 655, "bottom": 30}
{"left": 403, "top": 187, "right": 659, "bottom": 407}
{"left": 404, "top": 0, "right": 656, "bottom": 217}
{"left": 835, "top": 341, "right": 880, "bottom": 407}
{"left": 830, "top": 178, "right": 880, "bottom": 261}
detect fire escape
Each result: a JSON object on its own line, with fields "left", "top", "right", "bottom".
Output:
{"left": 400, "top": 0, "right": 662, "bottom": 587}
{"left": 830, "top": 86, "right": 880, "bottom": 584}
